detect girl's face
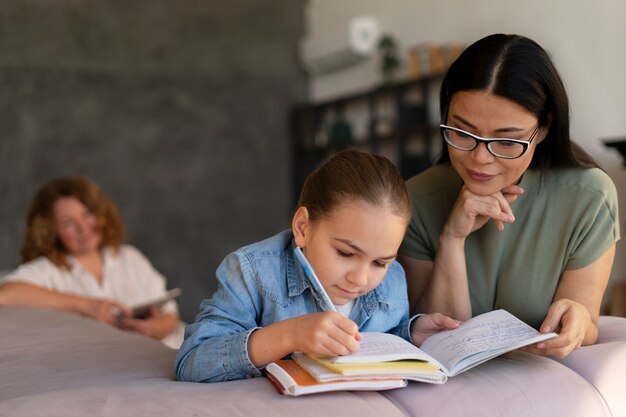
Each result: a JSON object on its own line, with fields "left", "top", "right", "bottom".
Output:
{"left": 446, "top": 91, "right": 548, "bottom": 196}
{"left": 293, "top": 199, "right": 407, "bottom": 306}
{"left": 52, "top": 197, "right": 102, "bottom": 257}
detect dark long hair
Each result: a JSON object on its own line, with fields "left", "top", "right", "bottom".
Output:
{"left": 439, "top": 33, "right": 597, "bottom": 172}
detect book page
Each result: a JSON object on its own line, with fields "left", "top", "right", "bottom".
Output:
{"left": 420, "top": 309, "right": 557, "bottom": 375}
{"left": 331, "top": 332, "right": 433, "bottom": 363}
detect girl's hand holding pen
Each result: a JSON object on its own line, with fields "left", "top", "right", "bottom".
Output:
{"left": 290, "top": 312, "right": 361, "bottom": 357}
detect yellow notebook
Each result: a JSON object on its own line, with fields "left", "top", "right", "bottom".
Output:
{"left": 294, "top": 352, "right": 445, "bottom": 384}
{"left": 309, "top": 357, "right": 440, "bottom": 375}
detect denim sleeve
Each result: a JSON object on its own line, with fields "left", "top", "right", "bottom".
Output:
{"left": 375, "top": 261, "right": 414, "bottom": 342}
{"left": 384, "top": 314, "right": 415, "bottom": 342}
{"left": 174, "top": 251, "right": 264, "bottom": 382}
{"left": 383, "top": 313, "right": 423, "bottom": 344}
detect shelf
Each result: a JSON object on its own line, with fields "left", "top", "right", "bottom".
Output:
{"left": 291, "top": 73, "right": 446, "bottom": 200}
{"left": 294, "top": 73, "right": 446, "bottom": 111}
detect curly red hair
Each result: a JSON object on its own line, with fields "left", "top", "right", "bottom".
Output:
{"left": 20, "top": 176, "right": 125, "bottom": 268}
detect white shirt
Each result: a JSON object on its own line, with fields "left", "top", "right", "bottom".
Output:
{"left": 1, "top": 244, "right": 184, "bottom": 348}
{"left": 2, "top": 245, "right": 178, "bottom": 315}
{"left": 335, "top": 299, "right": 355, "bottom": 318}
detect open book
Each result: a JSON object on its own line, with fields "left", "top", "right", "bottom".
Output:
{"left": 264, "top": 359, "right": 406, "bottom": 396}
{"left": 297, "top": 309, "right": 558, "bottom": 384}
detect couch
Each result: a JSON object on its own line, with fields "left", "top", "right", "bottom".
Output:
{"left": 1, "top": 307, "right": 625, "bottom": 417}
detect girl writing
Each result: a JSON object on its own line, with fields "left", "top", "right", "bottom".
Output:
{"left": 175, "top": 150, "right": 459, "bottom": 382}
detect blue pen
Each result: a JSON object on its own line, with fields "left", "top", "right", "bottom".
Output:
{"left": 293, "top": 246, "right": 337, "bottom": 312}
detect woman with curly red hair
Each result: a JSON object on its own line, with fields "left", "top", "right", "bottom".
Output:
{"left": 0, "top": 175, "right": 183, "bottom": 348}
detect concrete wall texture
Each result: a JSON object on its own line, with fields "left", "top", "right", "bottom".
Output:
{"left": 0, "top": 2, "right": 307, "bottom": 322}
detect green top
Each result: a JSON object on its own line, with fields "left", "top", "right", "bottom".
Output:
{"left": 400, "top": 163, "right": 620, "bottom": 328}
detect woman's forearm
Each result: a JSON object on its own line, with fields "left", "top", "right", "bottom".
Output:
{"left": 420, "top": 233, "right": 472, "bottom": 320}
{"left": 0, "top": 282, "right": 92, "bottom": 315}
{"left": 583, "top": 318, "right": 599, "bottom": 345}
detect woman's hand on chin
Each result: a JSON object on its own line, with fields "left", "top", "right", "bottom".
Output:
{"left": 444, "top": 184, "right": 523, "bottom": 239}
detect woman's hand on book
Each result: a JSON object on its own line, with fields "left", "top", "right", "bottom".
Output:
{"left": 519, "top": 299, "right": 590, "bottom": 358}
{"left": 410, "top": 313, "right": 461, "bottom": 346}
{"left": 290, "top": 312, "right": 361, "bottom": 357}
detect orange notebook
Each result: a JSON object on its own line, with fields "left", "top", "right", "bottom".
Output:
{"left": 264, "top": 359, "right": 406, "bottom": 397}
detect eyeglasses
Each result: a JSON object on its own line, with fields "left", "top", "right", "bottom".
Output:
{"left": 440, "top": 124, "right": 540, "bottom": 159}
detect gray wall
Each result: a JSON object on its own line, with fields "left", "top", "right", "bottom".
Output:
{"left": 0, "top": 2, "right": 307, "bottom": 322}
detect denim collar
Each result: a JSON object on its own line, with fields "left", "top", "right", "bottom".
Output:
{"left": 286, "top": 240, "right": 312, "bottom": 298}
{"left": 285, "top": 239, "right": 391, "bottom": 316}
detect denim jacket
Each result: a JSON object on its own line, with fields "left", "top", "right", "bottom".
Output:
{"left": 174, "top": 229, "right": 414, "bottom": 383}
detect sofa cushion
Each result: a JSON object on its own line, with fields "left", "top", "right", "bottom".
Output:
{"left": 0, "top": 307, "right": 175, "bottom": 401}
{"left": 551, "top": 315, "right": 626, "bottom": 417}
{"left": 1, "top": 307, "right": 624, "bottom": 417}
{"left": 0, "top": 307, "right": 405, "bottom": 417}
{"left": 1, "top": 377, "right": 408, "bottom": 417}
{"left": 379, "top": 349, "right": 611, "bottom": 417}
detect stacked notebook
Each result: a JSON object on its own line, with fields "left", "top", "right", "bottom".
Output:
{"left": 265, "top": 309, "right": 558, "bottom": 396}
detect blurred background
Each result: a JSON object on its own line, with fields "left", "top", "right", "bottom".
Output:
{"left": 1, "top": 1, "right": 625, "bottom": 323}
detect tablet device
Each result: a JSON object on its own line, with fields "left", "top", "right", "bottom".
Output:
{"left": 129, "top": 287, "right": 183, "bottom": 319}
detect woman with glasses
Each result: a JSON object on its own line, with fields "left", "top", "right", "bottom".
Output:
{"left": 398, "top": 33, "right": 619, "bottom": 358}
